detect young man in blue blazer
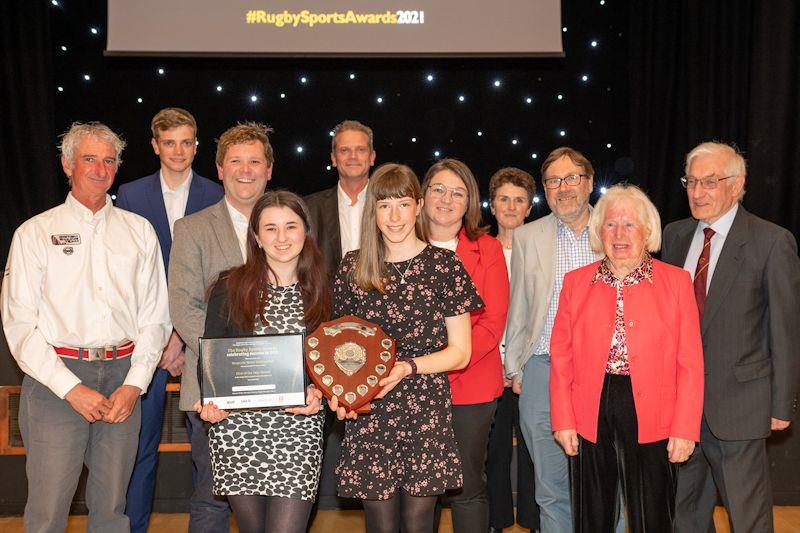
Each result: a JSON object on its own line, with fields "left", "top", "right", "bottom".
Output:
{"left": 116, "top": 108, "right": 223, "bottom": 533}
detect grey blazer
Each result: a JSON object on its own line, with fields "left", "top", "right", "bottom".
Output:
{"left": 662, "top": 206, "right": 800, "bottom": 440}
{"left": 168, "top": 199, "right": 244, "bottom": 410}
{"left": 304, "top": 185, "right": 342, "bottom": 277}
{"left": 504, "top": 213, "right": 602, "bottom": 380}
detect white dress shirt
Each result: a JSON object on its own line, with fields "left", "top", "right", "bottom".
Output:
{"left": 1, "top": 193, "right": 172, "bottom": 398}
{"left": 160, "top": 170, "right": 193, "bottom": 237}
{"left": 337, "top": 182, "right": 367, "bottom": 255}
{"left": 682, "top": 203, "right": 739, "bottom": 292}
{"left": 225, "top": 199, "right": 249, "bottom": 261}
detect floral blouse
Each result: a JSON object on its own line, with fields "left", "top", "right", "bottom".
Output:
{"left": 592, "top": 253, "right": 653, "bottom": 375}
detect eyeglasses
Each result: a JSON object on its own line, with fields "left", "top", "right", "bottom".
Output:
{"left": 427, "top": 184, "right": 468, "bottom": 201}
{"left": 680, "top": 175, "right": 736, "bottom": 189}
{"left": 542, "top": 173, "right": 586, "bottom": 189}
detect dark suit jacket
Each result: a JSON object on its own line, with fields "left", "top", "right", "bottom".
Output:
{"left": 662, "top": 206, "right": 800, "bottom": 440}
{"left": 304, "top": 185, "right": 342, "bottom": 277}
{"left": 204, "top": 279, "right": 248, "bottom": 338}
{"left": 116, "top": 171, "right": 224, "bottom": 269}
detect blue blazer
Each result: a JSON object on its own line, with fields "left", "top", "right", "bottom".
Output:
{"left": 116, "top": 171, "right": 224, "bottom": 269}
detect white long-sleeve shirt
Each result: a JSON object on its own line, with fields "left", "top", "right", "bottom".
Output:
{"left": 1, "top": 193, "right": 172, "bottom": 398}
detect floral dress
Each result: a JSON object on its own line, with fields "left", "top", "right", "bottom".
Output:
{"left": 333, "top": 245, "right": 483, "bottom": 500}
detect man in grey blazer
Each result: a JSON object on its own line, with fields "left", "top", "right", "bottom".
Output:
{"left": 504, "top": 147, "right": 602, "bottom": 532}
{"left": 305, "top": 119, "right": 375, "bottom": 276}
{"left": 663, "top": 141, "right": 800, "bottom": 532}
{"left": 169, "top": 122, "right": 273, "bottom": 532}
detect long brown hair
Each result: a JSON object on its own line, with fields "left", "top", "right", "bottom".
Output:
{"left": 420, "top": 158, "right": 488, "bottom": 241}
{"left": 354, "top": 163, "right": 426, "bottom": 292}
{"left": 214, "top": 190, "right": 330, "bottom": 332}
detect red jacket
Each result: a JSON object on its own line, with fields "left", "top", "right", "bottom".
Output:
{"left": 448, "top": 229, "right": 509, "bottom": 404}
{"left": 550, "top": 258, "right": 704, "bottom": 443}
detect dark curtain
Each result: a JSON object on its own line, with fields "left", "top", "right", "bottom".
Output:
{"left": 628, "top": 0, "right": 753, "bottom": 226}
{"left": 629, "top": 0, "right": 800, "bottom": 504}
{"left": 746, "top": 1, "right": 800, "bottom": 238}
{"left": 0, "top": 1, "right": 61, "bottom": 265}
{"left": 630, "top": 0, "right": 800, "bottom": 241}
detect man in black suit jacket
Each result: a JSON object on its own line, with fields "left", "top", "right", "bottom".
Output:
{"left": 662, "top": 142, "right": 800, "bottom": 532}
{"left": 303, "top": 121, "right": 375, "bottom": 514}
{"left": 304, "top": 120, "right": 376, "bottom": 276}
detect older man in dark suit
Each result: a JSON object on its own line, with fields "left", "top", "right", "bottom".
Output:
{"left": 662, "top": 141, "right": 800, "bottom": 532}
{"left": 304, "top": 120, "right": 375, "bottom": 276}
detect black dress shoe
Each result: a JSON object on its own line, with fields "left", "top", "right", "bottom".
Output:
{"left": 488, "top": 528, "right": 504, "bottom": 533}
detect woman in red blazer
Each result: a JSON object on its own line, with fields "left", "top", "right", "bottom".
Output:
{"left": 420, "top": 158, "right": 509, "bottom": 533}
{"left": 550, "top": 184, "right": 703, "bottom": 532}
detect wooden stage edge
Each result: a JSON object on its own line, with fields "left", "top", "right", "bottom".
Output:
{"left": 1, "top": 507, "right": 800, "bottom": 532}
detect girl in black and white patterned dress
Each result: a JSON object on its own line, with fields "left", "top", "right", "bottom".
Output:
{"left": 196, "top": 191, "right": 330, "bottom": 533}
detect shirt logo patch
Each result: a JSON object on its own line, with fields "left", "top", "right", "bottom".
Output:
{"left": 51, "top": 234, "right": 81, "bottom": 246}
{"left": 63, "top": 247, "right": 74, "bottom": 255}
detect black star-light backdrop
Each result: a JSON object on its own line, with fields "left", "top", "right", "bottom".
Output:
{"left": 49, "top": 0, "right": 630, "bottom": 216}
{"left": 0, "top": 0, "right": 797, "bottom": 514}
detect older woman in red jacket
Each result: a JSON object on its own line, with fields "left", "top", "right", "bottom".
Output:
{"left": 421, "top": 158, "right": 509, "bottom": 533}
{"left": 550, "top": 184, "right": 703, "bottom": 532}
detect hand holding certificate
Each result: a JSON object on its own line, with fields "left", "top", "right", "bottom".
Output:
{"left": 199, "top": 334, "right": 306, "bottom": 410}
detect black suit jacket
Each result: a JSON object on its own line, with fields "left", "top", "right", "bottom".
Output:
{"left": 662, "top": 206, "right": 800, "bottom": 440}
{"left": 204, "top": 278, "right": 248, "bottom": 339}
{"left": 304, "top": 185, "right": 342, "bottom": 277}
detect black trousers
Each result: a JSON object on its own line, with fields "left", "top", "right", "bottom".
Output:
{"left": 571, "top": 374, "right": 677, "bottom": 533}
{"left": 486, "top": 386, "right": 540, "bottom": 530}
{"left": 431, "top": 400, "right": 497, "bottom": 533}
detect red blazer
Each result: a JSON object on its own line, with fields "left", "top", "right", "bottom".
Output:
{"left": 550, "top": 258, "right": 704, "bottom": 443}
{"left": 448, "top": 229, "right": 509, "bottom": 404}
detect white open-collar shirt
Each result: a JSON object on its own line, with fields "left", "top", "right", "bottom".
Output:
{"left": 1, "top": 193, "right": 172, "bottom": 398}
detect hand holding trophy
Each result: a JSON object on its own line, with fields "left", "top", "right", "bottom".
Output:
{"left": 304, "top": 315, "right": 396, "bottom": 414}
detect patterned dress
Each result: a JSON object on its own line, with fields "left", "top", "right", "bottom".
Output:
{"left": 207, "top": 283, "right": 324, "bottom": 500}
{"left": 333, "top": 245, "right": 483, "bottom": 500}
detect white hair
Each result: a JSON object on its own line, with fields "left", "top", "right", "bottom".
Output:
{"left": 58, "top": 121, "right": 125, "bottom": 169}
{"left": 589, "top": 183, "right": 662, "bottom": 254}
{"left": 685, "top": 141, "right": 746, "bottom": 201}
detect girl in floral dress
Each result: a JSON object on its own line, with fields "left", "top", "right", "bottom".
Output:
{"left": 330, "top": 163, "right": 483, "bottom": 533}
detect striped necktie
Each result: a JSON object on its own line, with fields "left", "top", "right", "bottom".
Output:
{"left": 693, "top": 227, "right": 715, "bottom": 317}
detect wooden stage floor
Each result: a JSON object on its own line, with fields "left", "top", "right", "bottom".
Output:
{"left": 2, "top": 507, "right": 800, "bottom": 532}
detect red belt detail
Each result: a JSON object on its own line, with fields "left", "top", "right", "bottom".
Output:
{"left": 54, "top": 342, "right": 135, "bottom": 360}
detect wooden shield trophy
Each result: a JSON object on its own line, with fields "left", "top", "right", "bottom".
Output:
{"left": 304, "top": 315, "right": 396, "bottom": 413}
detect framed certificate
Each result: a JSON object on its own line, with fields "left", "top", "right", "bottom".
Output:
{"left": 199, "top": 334, "right": 306, "bottom": 409}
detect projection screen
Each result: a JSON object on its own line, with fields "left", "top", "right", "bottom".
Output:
{"left": 106, "top": 0, "right": 563, "bottom": 57}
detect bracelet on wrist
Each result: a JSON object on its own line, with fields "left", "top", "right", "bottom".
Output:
{"left": 403, "top": 358, "right": 418, "bottom": 379}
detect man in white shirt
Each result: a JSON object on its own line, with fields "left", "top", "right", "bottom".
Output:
{"left": 115, "top": 108, "right": 223, "bottom": 533}
{"left": 1, "top": 122, "right": 171, "bottom": 533}
{"left": 168, "top": 122, "right": 273, "bottom": 533}
{"left": 305, "top": 119, "right": 376, "bottom": 275}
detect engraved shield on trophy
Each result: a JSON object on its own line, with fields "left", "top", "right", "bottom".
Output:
{"left": 304, "top": 315, "right": 396, "bottom": 412}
